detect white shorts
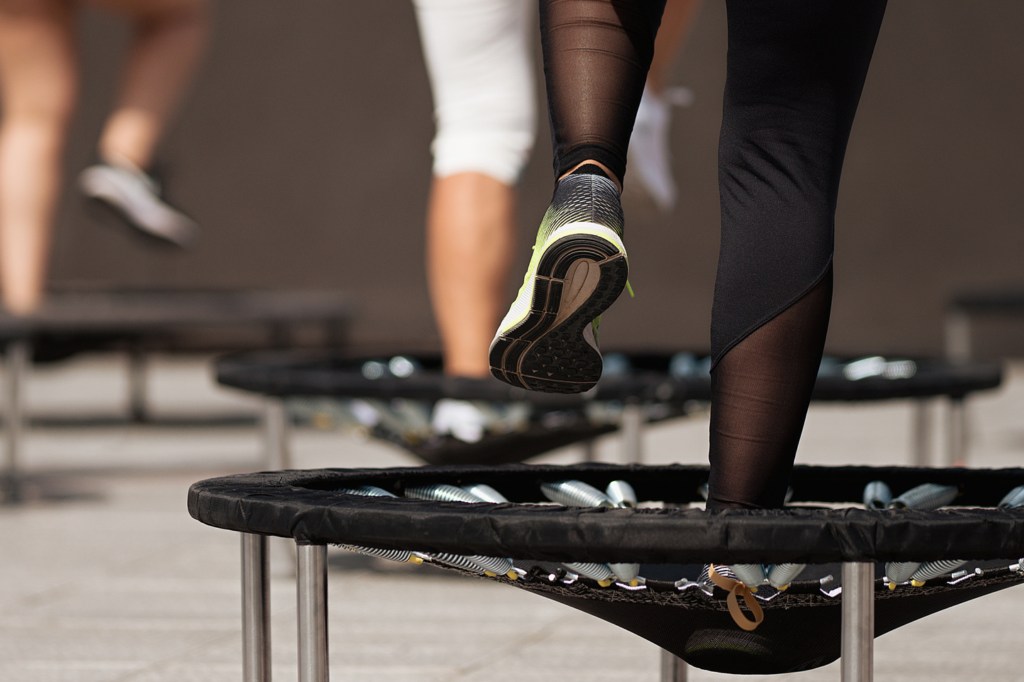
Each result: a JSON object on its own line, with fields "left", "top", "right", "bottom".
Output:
{"left": 412, "top": 0, "right": 537, "bottom": 185}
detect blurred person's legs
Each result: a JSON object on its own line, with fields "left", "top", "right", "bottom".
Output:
{"left": 489, "top": 0, "right": 665, "bottom": 393}
{"left": 705, "top": 0, "right": 886, "bottom": 510}
{"left": 629, "top": 0, "right": 701, "bottom": 212}
{"left": 0, "top": 0, "right": 78, "bottom": 315}
{"left": 78, "top": 0, "right": 209, "bottom": 246}
{"left": 413, "top": 0, "right": 536, "bottom": 379}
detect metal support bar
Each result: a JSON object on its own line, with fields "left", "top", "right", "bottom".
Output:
{"left": 126, "top": 345, "right": 149, "bottom": 422}
{"left": 944, "top": 310, "right": 972, "bottom": 362}
{"left": 659, "top": 650, "right": 688, "bottom": 682}
{"left": 841, "top": 562, "right": 874, "bottom": 682}
{"left": 579, "top": 438, "right": 598, "bottom": 463}
{"left": 910, "top": 401, "right": 932, "bottom": 467}
{"left": 242, "top": 534, "right": 271, "bottom": 682}
{"left": 296, "top": 544, "right": 329, "bottom": 682}
{"left": 263, "top": 399, "right": 292, "bottom": 470}
{"left": 620, "top": 401, "right": 644, "bottom": 464}
{"left": 946, "top": 398, "right": 968, "bottom": 467}
{"left": 2, "top": 339, "right": 30, "bottom": 503}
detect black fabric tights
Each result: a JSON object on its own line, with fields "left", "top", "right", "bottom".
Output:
{"left": 540, "top": 0, "right": 666, "bottom": 182}
{"left": 539, "top": 0, "right": 886, "bottom": 509}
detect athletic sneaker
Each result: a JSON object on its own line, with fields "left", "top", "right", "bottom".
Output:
{"left": 628, "top": 85, "right": 693, "bottom": 213}
{"left": 489, "top": 171, "right": 628, "bottom": 393}
{"left": 78, "top": 160, "right": 198, "bottom": 247}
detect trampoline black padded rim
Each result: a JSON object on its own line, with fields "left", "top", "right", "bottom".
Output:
{"left": 188, "top": 463, "right": 1024, "bottom": 564}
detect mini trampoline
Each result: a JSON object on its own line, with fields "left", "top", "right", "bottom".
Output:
{"left": 1, "top": 288, "right": 353, "bottom": 503}
{"left": 213, "top": 349, "right": 1002, "bottom": 472}
{"left": 188, "top": 463, "right": 1024, "bottom": 682}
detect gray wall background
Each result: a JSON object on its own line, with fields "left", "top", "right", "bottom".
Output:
{"left": 49, "top": 1, "right": 1024, "bottom": 358}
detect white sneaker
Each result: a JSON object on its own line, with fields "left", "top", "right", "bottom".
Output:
{"left": 79, "top": 161, "right": 198, "bottom": 247}
{"left": 431, "top": 399, "right": 499, "bottom": 443}
{"left": 628, "top": 85, "right": 693, "bottom": 213}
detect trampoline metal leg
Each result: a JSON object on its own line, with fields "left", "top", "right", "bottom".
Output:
{"left": 659, "top": 650, "right": 687, "bottom": 682}
{"left": 126, "top": 345, "right": 149, "bottom": 422}
{"left": 580, "top": 438, "right": 598, "bottom": 463}
{"left": 944, "top": 310, "right": 972, "bottom": 362}
{"left": 911, "top": 401, "right": 932, "bottom": 467}
{"left": 621, "top": 401, "right": 644, "bottom": 464}
{"left": 242, "top": 533, "right": 271, "bottom": 682}
{"left": 2, "top": 339, "right": 30, "bottom": 504}
{"left": 946, "top": 398, "right": 968, "bottom": 467}
{"left": 841, "top": 562, "right": 874, "bottom": 682}
{"left": 263, "top": 399, "right": 292, "bottom": 470}
{"left": 297, "top": 543, "right": 328, "bottom": 682}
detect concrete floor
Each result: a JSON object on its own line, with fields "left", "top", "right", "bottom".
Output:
{"left": 1, "top": 354, "right": 1023, "bottom": 681}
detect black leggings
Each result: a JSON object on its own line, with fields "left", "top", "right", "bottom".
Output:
{"left": 540, "top": 0, "right": 887, "bottom": 509}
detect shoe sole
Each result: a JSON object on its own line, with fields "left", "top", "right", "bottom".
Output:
{"left": 489, "top": 230, "right": 627, "bottom": 394}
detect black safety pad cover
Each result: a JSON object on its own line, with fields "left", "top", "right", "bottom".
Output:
{"left": 188, "top": 463, "right": 1024, "bottom": 563}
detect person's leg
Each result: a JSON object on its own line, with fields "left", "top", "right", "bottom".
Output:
{"left": 646, "top": 0, "right": 701, "bottom": 94}
{"left": 705, "top": 0, "right": 887, "bottom": 510}
{"left": 629, "top": 0, "right": 701, "bottom": 212}
{"left": 0, "top": 0, "right": 78, "bottom": 315}
{"left": 412, "top": 0, "right": 535, "bottom": 379}
{"left": 77, "top": 0, "right": 209, "bottom": 247}
{"left": 490, "top": 0, "right": 665, "bottom": 393}
{"left": 541, "top": 0, "right": 666, "bottom": 186}
{"left": 88, "top": 0, "right": 209, "bottom": 169}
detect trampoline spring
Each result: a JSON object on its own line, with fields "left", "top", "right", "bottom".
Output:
{"left": 340, "top": 485, "right": 396, "bottom": 498}
{"left": 468, "top": 555, "right": 517, "bottom": 578}
{"left": 564, "top": 562, "right": 616, "bottom": 587}
{"left": 461, "top": 483, "right": 509, "bottom": 504}
{"left": 338, "top": 544, "right": 421, "bottom": 565}
{"left": 605, "top": 480, "right": 638, "bottom": 508}
{"left": 842, "top": 355, "right": 917, "bottom": 381}
{"left": 428, "top": 553, "right": 517, "bottom": 579}
{"left": 729, "top": 564, "right": 768, "bottom": 590}
{"left": 602, "top": 352, "right": 632, "bottom": 376}
{"left": 862, "top": 480, "right": 893, "bottom": 509}
{"left": 541, "top": 480, "right": 614, "bottom": 508}
{"left": 998, "top": 485, "right": 1024, "bottom": 509}
{"left": 766, "top": 563, "right": 806, "bottom": 590}
{"left": 669, "top": 352, "right": 700, "bottom": 378}
{"left": 609, "top": 562, "right": 641, "bottom": 585}
{"left": 387, "top": 355, "right": 421, "bottom": 378}
{"left": 885, "top": 561, "right": 922, "bottom": 586}
{"left": 888, "top": 483, "right": 959, "bottom": 510}
{"left": 360, "top": 360, "right": 389, "bottom": 380}
{"left": 910, "top": 560, "right": 967, "bottom": 586}
{"left": 405, "top": 484, "right": 488, "bottom": 504}
{"left": 351, "top": 399, "right": 423, "bottom": 440}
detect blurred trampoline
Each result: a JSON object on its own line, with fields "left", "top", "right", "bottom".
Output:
{"left": 213, "top": 349, "right": 1002, "bottom": 470}
{"left": 1, "top": 288, "right": 353, "bottom": 503}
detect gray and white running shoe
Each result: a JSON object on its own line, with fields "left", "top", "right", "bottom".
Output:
{"left": 489, "top": 171, "right": 628, "bottom": 393}
{"left": 79, "top": 161, "right": 198, "bottom": 247}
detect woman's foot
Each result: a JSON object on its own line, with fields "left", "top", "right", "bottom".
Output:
{"left": 489, "top": 169, "right": 628, "bottom": 393}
